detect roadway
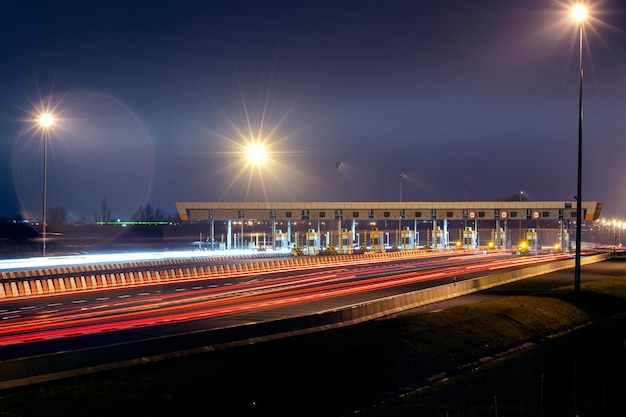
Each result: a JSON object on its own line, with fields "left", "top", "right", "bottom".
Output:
{"left": 0, "top": 251, "right": 574, "bottom": 363}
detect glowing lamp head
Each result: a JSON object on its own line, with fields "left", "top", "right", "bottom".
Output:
{"left": 247, "top": 144, "right": 265, "bottom": 164}
{"left": 572, "top": 4, "right": 588, "bottom": 22}
{"left": 38, "top": 113, "right": 54, "bottom": 128}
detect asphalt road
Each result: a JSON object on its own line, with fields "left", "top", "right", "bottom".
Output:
{"left": 0, "top": 252, "right": 571, "bottom": 358}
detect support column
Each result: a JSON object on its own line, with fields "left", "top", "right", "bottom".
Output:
{"left": 227, "top": 219, "right": 232, "bottom": 250}
{"left": 287, "top": 221, "right": 292, "bottom": 248}
{"left": 475, "top": 219, "right": 478, "bottom": 247}
{"left": 495, "top": 219, "right": 500, "bottom": 249}
{"left": 337, "top": 218, "right": 342, "bottom": 248}
{"left": 397, "top": 217, "right": 402, "bottom": 247}
{"left": 504, "top": 220, "right": 509, "bottom": 249}
{"left": 351, "top": 219, "right": 356, "bottom": 243}
{"left": 318, "top": 220, "right": 321, "bottom": 245}
{"left": 272, "top": 218, "right": 276, "bottom": 250}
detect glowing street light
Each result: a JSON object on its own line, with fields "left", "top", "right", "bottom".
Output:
{"left": 572, "top": 4, "right": 588, "bottom": 22}
{"left": 37, "top": 112, "right": 54, "bottom": 257}
{"left": 39, "top": 113, "right": 53, "bottom": 128}
{"left": 247, "top": 143, "right": 265, "bottom": 165}
{"left": 247, "top": 143, "right": 265, "bottom": 202}
{"left": 572, "top": 3, "right": 588, "bottom": 295}
{"left": 398, "top": 171, "right": 405, "bottom": 248}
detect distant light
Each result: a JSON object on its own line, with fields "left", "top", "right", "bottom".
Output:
{"left": 247, "top": 144, "right": 265, "bottom": 164}
{"left": 571, "top": 4, "right": 588, "bottom": 22}
{"left": 96, "top": 221, "right": 169, "bottom": 226}
{"left": 38, "top": 113, "right": 54, "bottom": 128}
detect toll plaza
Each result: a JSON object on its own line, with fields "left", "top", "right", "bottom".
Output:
{"left": 176, "top": 201, "right": 602, "bottom": 254}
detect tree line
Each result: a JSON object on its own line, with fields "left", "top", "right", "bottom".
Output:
{"left": 95, "top": 198, "right": 176, "bottom": 223}
{"left": 0, "top": 198, "right": 177, "bottom": 226}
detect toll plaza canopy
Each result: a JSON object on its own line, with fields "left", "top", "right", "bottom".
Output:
{"left": 176, "top": 201, "right": 602, "bottom": 222}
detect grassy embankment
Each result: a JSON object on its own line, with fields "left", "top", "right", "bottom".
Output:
{"left": 1, "top": 276, "right": 625, "bottom": 417}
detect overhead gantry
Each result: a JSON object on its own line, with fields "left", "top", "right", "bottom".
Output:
{"left": 175, "top": 201, "right": 602, "bottom": 253}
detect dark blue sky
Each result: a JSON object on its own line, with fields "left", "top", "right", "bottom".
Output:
{"left": 1, "top": 0, "right": 625, "bottom": 221}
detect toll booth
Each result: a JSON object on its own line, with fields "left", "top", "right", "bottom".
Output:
{"left": 555, "top": 229, "right": 570, "bottom": 252}
{"left": 522, "top": 228, "right": 539, "bottom": 252}
{"left": 274, "top": 230, "right": 290, "bottom": 250}
{"left": 491, "top": 228, "right": 508, "bottom": 250}
{"left": 249, "top": 232, "right": 267, "bottom": 250}
{"left": 400, "top": 227, "right": 415, "bottom": 250}
{"left": 305, "top": 228, "right": 320, "bottom": 255}
{"left": 462, "top": 227, "right": 478, "bottom": 250}
{"left": 339, "top": 228, "right": 353, "bottom": 254}
{"left": 432, "top": 227, "right": 448, "bottom": 250}
{"left": 370, "top": 227, "right": 385, "bottom": 252}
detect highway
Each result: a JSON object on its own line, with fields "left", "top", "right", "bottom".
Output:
{"left": 0, "top": 251, "right": 574, "bottom": 361}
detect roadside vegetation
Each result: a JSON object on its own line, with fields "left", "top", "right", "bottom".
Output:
{"left": 1, "top": 275, "right": 625, "bottom": 417}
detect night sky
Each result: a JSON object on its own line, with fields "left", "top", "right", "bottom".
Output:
{"left": 1, "top": 0, "right": 625, "bottom": 222}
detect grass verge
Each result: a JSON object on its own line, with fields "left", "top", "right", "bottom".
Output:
{"left": 1, "top": 277, "right": 625, "bottom": 417}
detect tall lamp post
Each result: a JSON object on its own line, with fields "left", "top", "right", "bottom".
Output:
{"left": 464, "top": 180, "right": 469, "bottom": 230}
{"left": 519, "top": 190, "right": 524, "bottom": 244}
{"left": 335, "top": 161, "right": 342, "bottom": 248}
{"left": 38, "top": 113, "right": 54, "bottom": 257}
{"left": 399, "top": 171, "right": 405, "bottom": 202}
{"left": 398, "top": 171, "right": 405, "bottom": 248}
{"left": 572, "top": 4, "right": 587, "bottom": 295}
{"left": 335, "top": 161, "right": 341, "bottom": 202}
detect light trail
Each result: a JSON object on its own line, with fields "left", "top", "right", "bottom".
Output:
{"left": 0, "top": 249, "right": 291, "bottom": 271}
{"left": 0, "top": 253, "right": 570, "bottom": 348}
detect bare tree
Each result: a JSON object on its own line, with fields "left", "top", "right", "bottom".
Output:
{"left": 48, "top": 206, "right": 68, "bottom": 227}
{"left": 132, "top": 204, "right": 170, "bottom": 222}
{"left": 95, "top": 198, "right": 112, "bottom": 223}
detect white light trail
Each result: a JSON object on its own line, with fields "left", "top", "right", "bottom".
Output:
{"left": 0, "top": 248, "right": 290, "bottom": 271}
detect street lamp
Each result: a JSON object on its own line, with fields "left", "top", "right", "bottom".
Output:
{"left": 335, "top": 161, "right": 341, "bottom": 202}
{"left": 398, "top": 171, "right": 405, "bottom": 248}
{"left": 399, "top": 171, "right": 405, "bottom": 202}
{"left": 38, "top": 112, "right": 54, "bottom": 257}
{"left": 519, "top": 190, "right": 524, "bottom": 244}
{"left": 464, "top": 180, "right": 469, "bottom": 230}
{"left": 572, "top": 3, "right": 587, "bottom": 295}
{"left": 335, "top": 161, "right": 342, "bottom": 248}
{"left": 247, "top": 143, "right": 265, "bottom": 202}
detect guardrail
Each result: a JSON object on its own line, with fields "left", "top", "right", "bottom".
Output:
{"left": 0, "top": 250, "right": 433, "bottom": 299}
